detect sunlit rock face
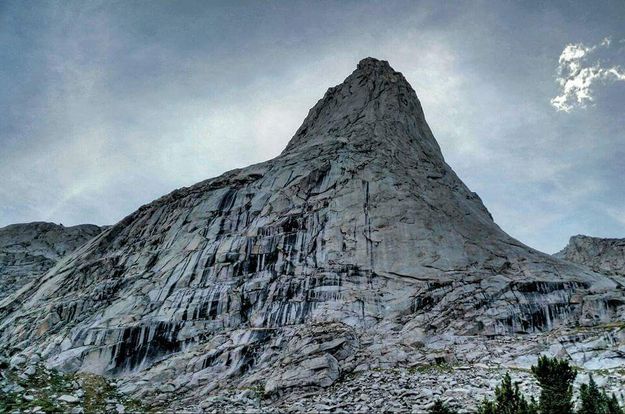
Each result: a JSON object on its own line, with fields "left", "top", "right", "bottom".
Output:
{"left": 556, "top": 235, "right": 625, "bottom": 277}
{"left": 1, "top": 58, "right": 624, "bottom": 402}
{"left": 0, "top": 222, "right": 103, "bottom": 301}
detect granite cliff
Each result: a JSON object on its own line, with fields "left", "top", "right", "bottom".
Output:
{"left": 1, "top": 58, "right": 624, "bottom": 410}
{"left": 556, "top": 235, "right": 625, "bottom": 277}
{"left": 0, "top": 222, "right": 103, "bottom": 301}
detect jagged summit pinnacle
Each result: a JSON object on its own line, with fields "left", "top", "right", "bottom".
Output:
{"left": 355, "top": 57, "right": 395, "bottom": 73}
{"left": 283, "top": 57, "right": 438, "bottom": 158}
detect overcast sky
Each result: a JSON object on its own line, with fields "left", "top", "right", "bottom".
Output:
{"left": 1, "top": 1, "right": 624, "bottom": 253}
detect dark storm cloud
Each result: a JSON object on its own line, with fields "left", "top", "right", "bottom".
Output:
{"left": 1, "top": 0, "right": 624, "bottom": 253}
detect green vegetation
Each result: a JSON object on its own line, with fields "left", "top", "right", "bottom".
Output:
{"left": 0, "top": 360, "right": 145, "bottom": 413}
{"left": 0, "top": 364, "right": 73, "bottom": 413}
{"left": 477, "top": 372, "right": 537, "bottom": 414}
{"left": 408, "top": 361, "right": 455, "bottom": 374}
{"left": 476, "top": 356, "right": 624, "bottom": 414}
{"left": 532, "top": 356, "right": 577, "bottom": 414}
{"left": 428, "top": 399, "right": 459, "bottom": 414}
{"left": 578, "top": 374, "right": 624, "bottom": 414}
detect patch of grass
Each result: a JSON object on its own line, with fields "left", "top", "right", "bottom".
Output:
{"left": 81, "top": 373, "right": 117, "bottom": 413}
{"left": 508, "top": 366, "right": 532, "bottom": 374}
{"left": 80, "top": 372, "right": 147, "bottom": 413}
{"left": 0, "top": 392, "right": 21, "bottom": 413}
{"left": 572, "top": 321, "right": 625, "bottom": 333}
{"left": 1, "top": 362, "right": 147, "bottom": 414}
{"left": 408, "top": 362, "right": 455, "bottom": 374}
{"left": 29, "top": 397, "right": 60, "bottom": 413}
{"left": 0, "top": 365, "right": 73, "bottom": 413}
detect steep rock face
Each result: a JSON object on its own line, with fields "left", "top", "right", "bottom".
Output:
{"left": 556, "top": 235, "right": 625, "bottom": 276}
{"left": 0, "top": 222, "right": 103, "bottom": 301}
{"left": 1, "top": 59, "right": 623, "bottom": 402}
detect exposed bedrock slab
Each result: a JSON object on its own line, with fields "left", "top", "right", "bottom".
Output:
{"left": 1, "top": 58, "right": 624, "bottom": 406}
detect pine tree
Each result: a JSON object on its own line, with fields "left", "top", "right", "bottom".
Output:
{"left": 477, "top": 399, "right": 497, "bottom": 414}
{"left": 496, "top": 373, "right": 534, "bottom": 414}
{"left": 606, "top": 393, "right": 625, "bottom": 414}
{"left": 528, "top": 397, "right": 539, "bottom": 414}
{"left": 578, "top": 373, "right": 625, "bottom": 414}
{"left": 579, "top": 374, "right": 606, "bottom": 414}
{"left": 531, "top": 356, "right": 576, "bottom": 414}
{"left": 476, "top": 372, "right": 536, "bottom": 414}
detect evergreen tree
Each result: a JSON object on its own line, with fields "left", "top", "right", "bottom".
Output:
{"left": 579, "top": 374, "right": 606, "bottom": 414}
{"left": 496, "top": 373, "right": 534, "bottom": 414}
{"left": 476, "top": 372, "right": 536, "bottom": 414}
{"left": 531, "top": 356, "right": 576, "bottom": 414}
{"left": 477, "top": 399, "right": 497, "bottom": 414}
{"left": 578, "top": 373, "right": 625, "bottom": 414}
{"left": 428, "top": 399, "right": 458, "bottom": 414}
{"left": 605, "top": 393, "right": 625, "bottom": 414}
{"left": 528, "top": 397, "right": 539, "bottom": 414}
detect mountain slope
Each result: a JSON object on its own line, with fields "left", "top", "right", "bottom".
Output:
{"left": 556, "top": 235, "right": 625, "bottom": 277}
{"left": 0, "top": 222, "right": 103, "bottom": 301}
{"left": 1, "top": 58, "right": 623, "bottom": 407}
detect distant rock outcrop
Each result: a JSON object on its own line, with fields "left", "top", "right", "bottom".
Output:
{"left": 0, "top": 222, "right": 103, "bottom": 301}
{"left": 1, "top": 58, "right": 623, "bottom": 410}
{"left": 556, "top": 235, "right": 625, "bottom": 276}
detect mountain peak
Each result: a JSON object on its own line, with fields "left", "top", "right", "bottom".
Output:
{"left": 350, "top": 57, "right": 411, "bottom": 88}
{"left": 355, "top": 57, "right": 394, "bottom": 73}
{"left": 3, "top": 55, "right": 625, "bottom": 411}
{"left": 282, "top": 58, "right": 437, "bottom": 158}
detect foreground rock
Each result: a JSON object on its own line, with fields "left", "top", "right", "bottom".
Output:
{"left": 1, "top": 58, "right": 624, "bottom": 409}
{"left": 0, "top": 355, "right": 143, "bottom": 413}
{"left": 0, "top": 222, "right": 103, "bottom": 301}
{"left": 197, "top": 364, "right": 625, "bottom": 413}
{"left": 556, "top": 235, "right": 625, "bottom": 277}
{"left": 176, "top": 322, "right": 625, "bottom": 412}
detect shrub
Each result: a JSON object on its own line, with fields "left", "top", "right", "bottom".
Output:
{"left": 428, "top": 399, "right": 459, "bottom": 414}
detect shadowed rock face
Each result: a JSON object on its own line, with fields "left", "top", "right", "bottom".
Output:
{"left": 556, "top": 235, "right": 625, "bottom": 276}
{"left": 0, "top": 222, "right": 103, "bottom": 301}
{"left": 0, "top": 58, "right": 624, "bottom": 403}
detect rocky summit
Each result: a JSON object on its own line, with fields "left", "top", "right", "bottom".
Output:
{"left": 556, "top": 235, "right": 625, "bottom": 277}
{"left": 1, "top": 58, "right": 625, "bottom": 412}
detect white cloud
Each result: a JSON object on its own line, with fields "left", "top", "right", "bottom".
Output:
{"left": 551, "top": 37, "right": 625, "bottom": 112}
